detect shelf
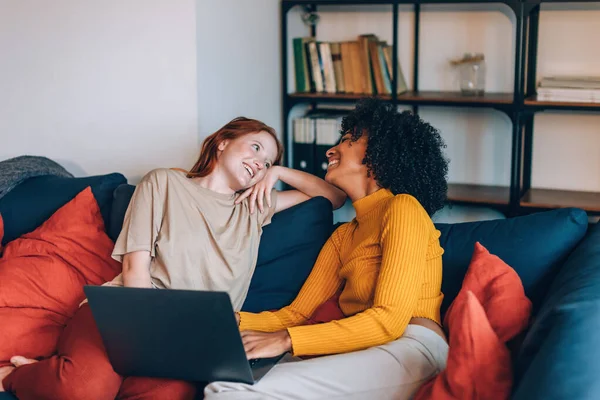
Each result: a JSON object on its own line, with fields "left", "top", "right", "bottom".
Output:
{"left": 288, "top": 92, "right": 392, "bottom": 103}
{"left": 283, "top": 0, "right": 518, "bottom": 6}
{"left": 287, "top": 92, "right": 514, "bottom": 109}
{"left": 403, "top": 91, "right": 514, "bottom": 107}
{"left": 521, "top": 188, "right": 600, "bottom": 212}
{"left": 524, "top": 96, "right": 600, "bottom": 112}
{"left": 447, "top": 183, "right": 510, "bottom": 206}
{"left": 533, "top": 0, "right": 600, "bottom": 3}
{"left": 283, "top": 0, "right": 599, "bottom": 5}
{"left": 281, "top": 0, "right": 600, "bottom": 217}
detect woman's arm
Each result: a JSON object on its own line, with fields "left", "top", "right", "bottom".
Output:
{"left": 112, "top": 169, "right": 167, "bottom": 282}
{"left": 236, "top": 166, "right": 347, "bottom": 214}
{"left": 278, "top": 195, "right": 430, "bottom": 357}
{"left": 238, "top": 225, "right": 346, "bottom": 332}
{"left": 122, "top": 250, "right": 153, "bottom": 288}
{"left": 275, "top": 166, "right": 347, "bottom": 212}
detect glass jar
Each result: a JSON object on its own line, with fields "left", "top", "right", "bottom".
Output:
{"left": 457, "top": 53, "right": 486, "bottom": 95}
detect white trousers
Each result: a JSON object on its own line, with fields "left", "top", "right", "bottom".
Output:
{"left": 204, "top": 324, "right": 449, "bottom": 400}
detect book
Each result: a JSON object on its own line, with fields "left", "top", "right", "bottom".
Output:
{"left": 291, "top": 34, "right": 408, "bottom": 95}
{"left": 306, "top": 40, "right": 324, "bottom": 92}
{"left": 292, "top": 37, "right": 311, "bottom": 93}
{"left": 319, "top": 42, "right": 337, "bottom": 94}
{"left": 292, "top": 117, "right": 315, "bottom": 174}
{"left": 330, "top": 42, "right": 345, "bottom": 93}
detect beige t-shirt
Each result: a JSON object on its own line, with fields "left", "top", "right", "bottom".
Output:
{"left": 108, "top": 168, "right": 277, "bottom": 311}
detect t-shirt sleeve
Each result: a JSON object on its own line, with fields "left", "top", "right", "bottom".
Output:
{"left": 111, "top": 169, "right": 167, "bottom": 262}
{"left": 259, "top": 190, "right": 279, "bottom": 227}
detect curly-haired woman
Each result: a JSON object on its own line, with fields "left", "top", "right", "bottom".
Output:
{"left": 204, "top": 97, "right": 451, "bottom": 399}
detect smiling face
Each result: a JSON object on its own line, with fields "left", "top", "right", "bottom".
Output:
{"left": 217, "top": 131, "right": 279, "bottom": 191}
{"left": 324, "top": 131, "right": 371, "bottom": 191}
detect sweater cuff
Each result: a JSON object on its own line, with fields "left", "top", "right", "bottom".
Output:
{"left": 238, "top": 311, "right": 285, "bottom": 332}
{"left": 287, "top": 325, "right": 331, "bottom": 356}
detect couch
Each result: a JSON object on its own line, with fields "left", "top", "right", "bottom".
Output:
{"left": 1, "top": 173, "right": 599, "bottom": 399}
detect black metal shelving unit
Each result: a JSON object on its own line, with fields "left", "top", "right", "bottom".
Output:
{"left": 280, "top": 0, "right": 600, "bottom": 216}
{"left": 519, "top": 0, "right": 600, "bottom": 215}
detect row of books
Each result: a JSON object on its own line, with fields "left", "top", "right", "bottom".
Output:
{"left": 293, "top": 34, "right": 408, "bottom": 96}
{"left": 292, "top": 113, "right": 344, "bottom": 179}
{"left": 537, "top": 75, "right": 600, "bottom": 103}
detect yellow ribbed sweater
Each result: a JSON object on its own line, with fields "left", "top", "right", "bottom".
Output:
{"left": 239, "top": 189, "right": 444, "bottom": 357}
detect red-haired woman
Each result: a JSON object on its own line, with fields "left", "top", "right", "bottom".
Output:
{"left": 1, "top": 117, "right": 346, "bottom": 399}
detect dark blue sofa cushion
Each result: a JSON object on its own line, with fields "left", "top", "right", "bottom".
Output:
{"left": 435, "top": 207, "right": 588, "bottom": 316}
{"left": 0, "top": 173, "right": 126, "bottom": 245}
{"left": 107, "top": 184, "right": 136, "bottom": 242}
{"left": 512, "top": 222, "right": 600, "bottom": 399}
{"left": 108, "top": 185, "right": 334, "bottom": 313}
{"left": 242, "top": 196, "right": 334, "bottom": 312}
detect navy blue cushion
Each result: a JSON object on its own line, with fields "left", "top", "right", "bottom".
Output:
{"left": 435, "top": 207, "right": 588, "bottom": 316}
{"left": 242, "top": 196, "right": 334, "bottom": 312}
{"left": 512, "top": 222, "right": 600, "bottom": 399}
{"left": 107, "top": 184, "right": 136, "bottom": 243}
{"left": 0, "top": 173, "right": 127, "bottom": 245}
{"left": 0, "top": 393, "right": 17, "bottom": 400}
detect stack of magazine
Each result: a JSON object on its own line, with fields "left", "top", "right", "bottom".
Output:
{"left": 537, "top": 76, "right": 600, "bottom": 103}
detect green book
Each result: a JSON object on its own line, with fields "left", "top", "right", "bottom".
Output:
{"left": 293, "top": 37, "right": 310, "bottom": 93}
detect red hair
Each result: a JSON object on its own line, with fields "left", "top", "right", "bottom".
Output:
{"left": 187, "top": 117, "right": 283, "bottom": 178}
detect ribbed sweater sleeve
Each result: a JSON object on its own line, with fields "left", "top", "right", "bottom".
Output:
{"left": 238, "top": 226, "right": 346, "bottom": 332}
{"left": 285, "top": 195, "right": 429, "bottom": 356}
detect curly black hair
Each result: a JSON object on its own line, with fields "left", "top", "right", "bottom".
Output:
{"left": 341, "top": 97, "right": 449, "bottom": 216}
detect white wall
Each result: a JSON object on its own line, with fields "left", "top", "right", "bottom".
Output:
{"left": 1, "top": 1, "right": 598, "bottom": 196}
{"left": 0, "top": 0, "right": 198, "bottom": 183}
{"left": 196, "top": 0, "right": 281, "bottom": 143}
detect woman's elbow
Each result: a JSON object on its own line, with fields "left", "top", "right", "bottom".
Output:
{"left": 377, "top": 310, "right": 407, "bottom": 340}
{"left": 122, "top": 251, "right": 151, "bottom": 275}
{"left": 390, "top": 323, "right": 407, "bottom": 340}
{"left": 329, "top": 190, "right": 347, "bottom": 210}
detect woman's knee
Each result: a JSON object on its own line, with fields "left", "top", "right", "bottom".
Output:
{"left": 204, "top": 381, "right": 259, "bottom": 399}
{"left": 52, "top": 376, "right": 120, "bottom": 400}
{"left": 5, "top": 357, "right": 121, "bottom": 400}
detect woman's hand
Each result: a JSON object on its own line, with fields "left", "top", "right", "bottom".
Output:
{"left": 236, "top": 166, "right": 281, "bottom": 214}
{"left": 241, "top": 330, "right": 292, "bottom": 359}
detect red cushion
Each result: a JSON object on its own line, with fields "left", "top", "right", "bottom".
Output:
{"left": 414, "top": 291, "right": 513, "bottom": 400}
{"left": 0, "top": 187, "right": 121, "bottom": 367}
{"left": 305, "top": 290, "right": 344, "bottom": 325}
{"left": 443, "top": 242, "right": 532, "bottom": 343}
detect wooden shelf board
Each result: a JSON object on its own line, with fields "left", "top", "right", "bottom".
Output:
{"left": 288, "top": 91, "right": 514, "bottom": 106}
{"left": 447, "top": 183, "right": 510, "bottom": 205}
{"left": 288, "top": 92, "right": 392, "bottom": 101}
{"left": 403, "top": 91, "right": 513, "bottom": 104}
{"left": 525, "top": 96, "right": 600, "bottom": 110}
{"left": 521, "top": 188, "right": 600, "bottom": 212}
